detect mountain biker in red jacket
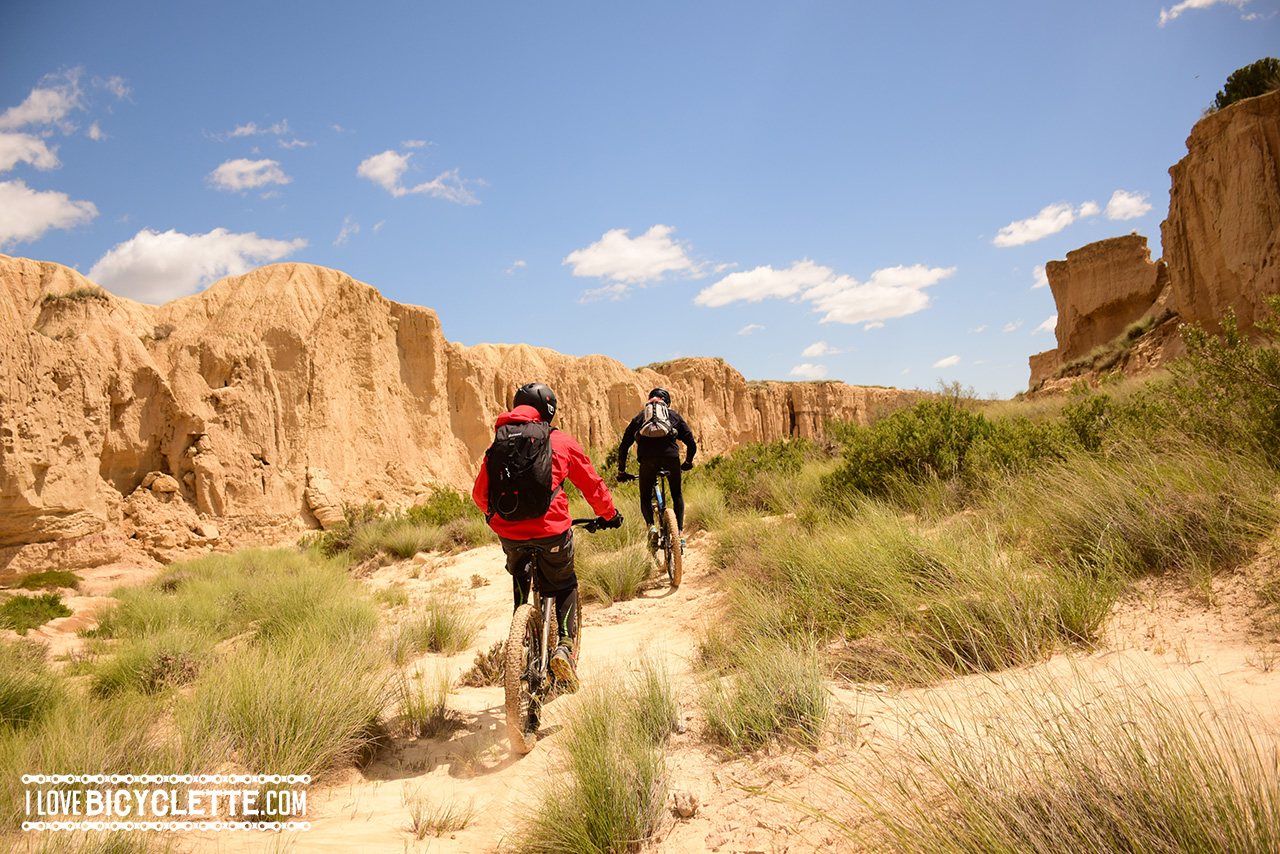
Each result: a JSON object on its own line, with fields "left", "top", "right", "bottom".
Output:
{"left": 617, "top": 387, "right": 697, "bottom": 550}
{"left": 472, "top": 382, "right": 621, "bottom": 690}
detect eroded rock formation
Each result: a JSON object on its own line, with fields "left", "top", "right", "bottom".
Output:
{"left": 1163, "top": 89, "right": 1280, "bottom": 333}
{"left": 1, "top": 256, "right": 916, "bottom": 575}
{"left": 1030, "top": 89, "right": 1280, "bottom": 390}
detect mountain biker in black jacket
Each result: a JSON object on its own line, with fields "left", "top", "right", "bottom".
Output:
{"left": 617, "top": 388, "right": 697, "bottom": 548}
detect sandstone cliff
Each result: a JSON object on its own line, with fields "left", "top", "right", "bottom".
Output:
{"left": 1163, "top": 89, "right": 1280, "bottom": 334}
{"left": 1029, "top": 89, "right": 1280, "bottom": 390}
{"left": 0, "top": 256, "right": 915, "bottom": 576}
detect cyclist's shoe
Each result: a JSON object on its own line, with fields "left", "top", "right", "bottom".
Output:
{"left": 550, "top": 644, "right": 579, "bottom": 693}
{"left": 680, "top": 534, "right": 687, "bottom": 553}
{"left": 648, "top": 526, "right": 659, "bottom": 550}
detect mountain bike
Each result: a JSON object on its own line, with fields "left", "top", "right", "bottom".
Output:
{"left": 504, "top": 516, "right": 610, "bottom": 754}
{"left": 618, "top": 469, "right": 682, "bottom": 589}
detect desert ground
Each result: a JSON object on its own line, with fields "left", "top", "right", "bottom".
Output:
{"left": 12, "top": 522, "right": 1280, "bottom": 854}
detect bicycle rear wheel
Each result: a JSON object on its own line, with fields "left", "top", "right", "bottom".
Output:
{"left": 661, "top": 506, "right": 682, "bottom": 588}
{"left": 504, "top": 603, "right": 542, "bottom": 754}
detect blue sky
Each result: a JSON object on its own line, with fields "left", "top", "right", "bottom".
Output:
{"left": 2, "top": 0, "right": 1276, "bottom": 398}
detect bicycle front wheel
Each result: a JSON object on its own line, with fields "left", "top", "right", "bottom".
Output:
{"left": 662, "top": 507, "right": 682, "bottom": 588}
{"left": 504, "top": 603, "right": 543, "bottom": 754}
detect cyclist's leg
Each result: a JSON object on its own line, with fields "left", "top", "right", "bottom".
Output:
{"left": 498, "top": 537, "right": 535, "bottom": 608}
{"left": 637, "top": 460, "right": 658, "bottom": 527}
{"left": 668, "top": 465, "right": 686, "bottom": 531}
{"left": 533, "top": 528, "right": 580, "bottom": 688}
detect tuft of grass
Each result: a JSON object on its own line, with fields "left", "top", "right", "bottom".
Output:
{"left": 89, "top": 628, "right": 204, "bottom": 697}
{"left": 41, "top": 286, "right": 109, "bottom": 304}
{"left": 989, "top": 439, "right": 1278, "bottom": 579}
{"left": 387, "top": 583, "right": 482, "bottom": 665}
{"left": 701, "top": 642, "right": 827, "bottom": 752}
{"left": 0, "top": 593, "right": 72, "bottom": 634}
{"left": 0, "top": 641, "right": 62, "bottom": 730}
{"left": 397, "top": 668, "right": 456, "bottom": 739}
{"left": 177, "top": 633, "right": 388, "bottom": 778}
{"left": 456, "top": 640, "right": 506, "bottom": 687}
{"left": 577, "top": 544, "right": 651, "bottom": 606}
{"left": 831, "top": 673, "right": 1280, "bottom": 854}
{"left": 403, "top": 786, "right": 475, "bottom": 839}
{"left": 708, "top": 507, "right": 1115, "bottom": 684}
{"left": 511, "top": 656, "right": 674, "bottom": 854}
{"left": 11, "top": 570, "right": 81, "bottom": 591}
{"left": 374, "top": 584, "right": 410, "bottom": 608}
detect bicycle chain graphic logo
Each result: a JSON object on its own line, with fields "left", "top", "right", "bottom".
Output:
{"left": 21, "top": 774, "right": 311, "bottom": 832}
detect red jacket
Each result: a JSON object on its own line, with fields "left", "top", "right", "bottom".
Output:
{"left": 472, "top": 405, "right": 617, "bottom": 540}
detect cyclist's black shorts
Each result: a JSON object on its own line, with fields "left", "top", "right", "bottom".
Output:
{"left": 499, "top": 528, "right": 576, "bottom": 594}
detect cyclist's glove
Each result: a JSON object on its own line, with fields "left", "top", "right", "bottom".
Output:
{"left": 680, "top": 461, "right": 694, "bottom": 471}
{"left": 601, "top": 512, "right": 624, "bottom": 529}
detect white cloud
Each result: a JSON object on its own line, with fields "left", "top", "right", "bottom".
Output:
{"left": 864, "top": 321, "right": 884, "bottom": 330}
{"left": 228, "top": 120, "right": 290, "bottom": 138}
{"left": 507, "top": 260, "right": 527, "bottom": 274}
{"left": 277, "top": 138, "right": 311, "bottom": 149}
{"left": 88, "top": 227, "right": 307, "bottom": 304}
{"left": 992, "top": 201, "right": 1098, "bottom": 247}
{"left": 1105, "top": 190, "right": 1153, "bottom": 221}
{"left": 695, "top": 260, "right": 956, "bottom": 327}
{"left": 87, "top": 122, "right": 105, "bottom": 141}
{"left": 207, "top": 158, "right": 292, "bottom": 192}
{"left": 1034, "top": 315, "right": 1058, "bottom": 335}
{"left": 693, "top": 259, "right": 831, "bottom": 307}
{"left": 1032, "top": 264, "right": 1049, "bottom": 289}
{"left": 933, "top": 355, "right": 961, "bottom": 368}
{"left": 93, "top": 76, "right": 131, "bottom": 100}
{"left": 334, "top": 216, "right": 359, "bottom": 247}
{"left": 0, "top": 133, "right": 60, "bottom": 171}
{"left": 811, "top": 264, "right": 957, "bottom": 325}
{"left": 737, "top": 324, "right": 765, "bottom": 335}
{"left": 563, "top": 224, "right": 698, "bottom": 286}
{"left": 577, "top": 283, "right": 631, "bottom": 303}
{"left": 969, "top": 324, "right": 988, "bottom": 333}
{"left": 402, "top": 139, "right": 427, "bottom": 148}
{"left": 1004, "top": 320, "right": 1024, "bottom": 332}
{"left": 790, "top": 363, "right": 827, "bottom": 379}
{"left": 0, "top": 179, "right": 97, "bottom": 248}
{"left": 356, "top": 149, "right": 480, "bottom": 204}
{"left": 1159, "top": 0, "right": 1248, "bottom": 26}
{"left": 0, "top": 69, "right": 84, "bottom": 132}
{"left": 713, "top": 262, "right": 738, "bottom": 273}
{"left": 803, "top": 341, "right": 845, "bottom": 357}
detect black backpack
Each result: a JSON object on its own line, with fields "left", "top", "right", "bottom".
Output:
{"left": 485, "top": 420, "right": 561, "bottom": 521}
{"left": 638, "top": 398, "right": 676, "bottom": 438}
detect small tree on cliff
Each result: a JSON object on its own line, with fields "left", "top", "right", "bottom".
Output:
{"left": 1209, "top": 57, "right": 1280, "bottom": 112}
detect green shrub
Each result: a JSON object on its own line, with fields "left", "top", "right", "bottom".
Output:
{"left": 12, "top": 570, "right": 81, "bottom": 591}
{"left": 1210, "top": 56, "right": 1280, "bottom": 112}
{"left": 703, "top": 438, "right": 825, "bottom": 511}
{"left": 387, "top": 585, "right": 482, "bottom": 664}
{"left": 41, "top": 287, "right": 109, "bottom": 304}
{"left": 1171, "top": 299, "right": 1280, "bottom": 466}
{"left": 456, "top": 640, "right": 506, "bottom": 687}
{"left": 406, "top": 487, "right": 481, "bottom": 527}
{"left": 0, "top": 593, "right": 72, "bottom": 634}
{"left": 396, "top": 668, "right": 456, "bottom": 738}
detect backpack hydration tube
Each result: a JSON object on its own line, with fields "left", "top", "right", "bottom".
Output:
{"left": 638, "top": 398, "right": 676, "bottom": 438}
{"left": 485, "top": 421, "right": 561, "bottom": 521}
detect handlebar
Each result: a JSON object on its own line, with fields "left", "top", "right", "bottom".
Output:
{"left": 572, "top": 514, "right": 624, "bottom": 533}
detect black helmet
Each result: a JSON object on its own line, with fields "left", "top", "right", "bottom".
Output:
{"left": 648, "top": 387, "right": 671, "bottom": 406}
{"left": 513, "top": 382, "right": 557, "bottom": 423}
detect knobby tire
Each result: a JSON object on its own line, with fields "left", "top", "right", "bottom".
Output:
{"left": 662, "top": 506, "right": 682, "bottom": 588}
{"left": 504, "top": 603, "right": 542, "bottom": 754}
